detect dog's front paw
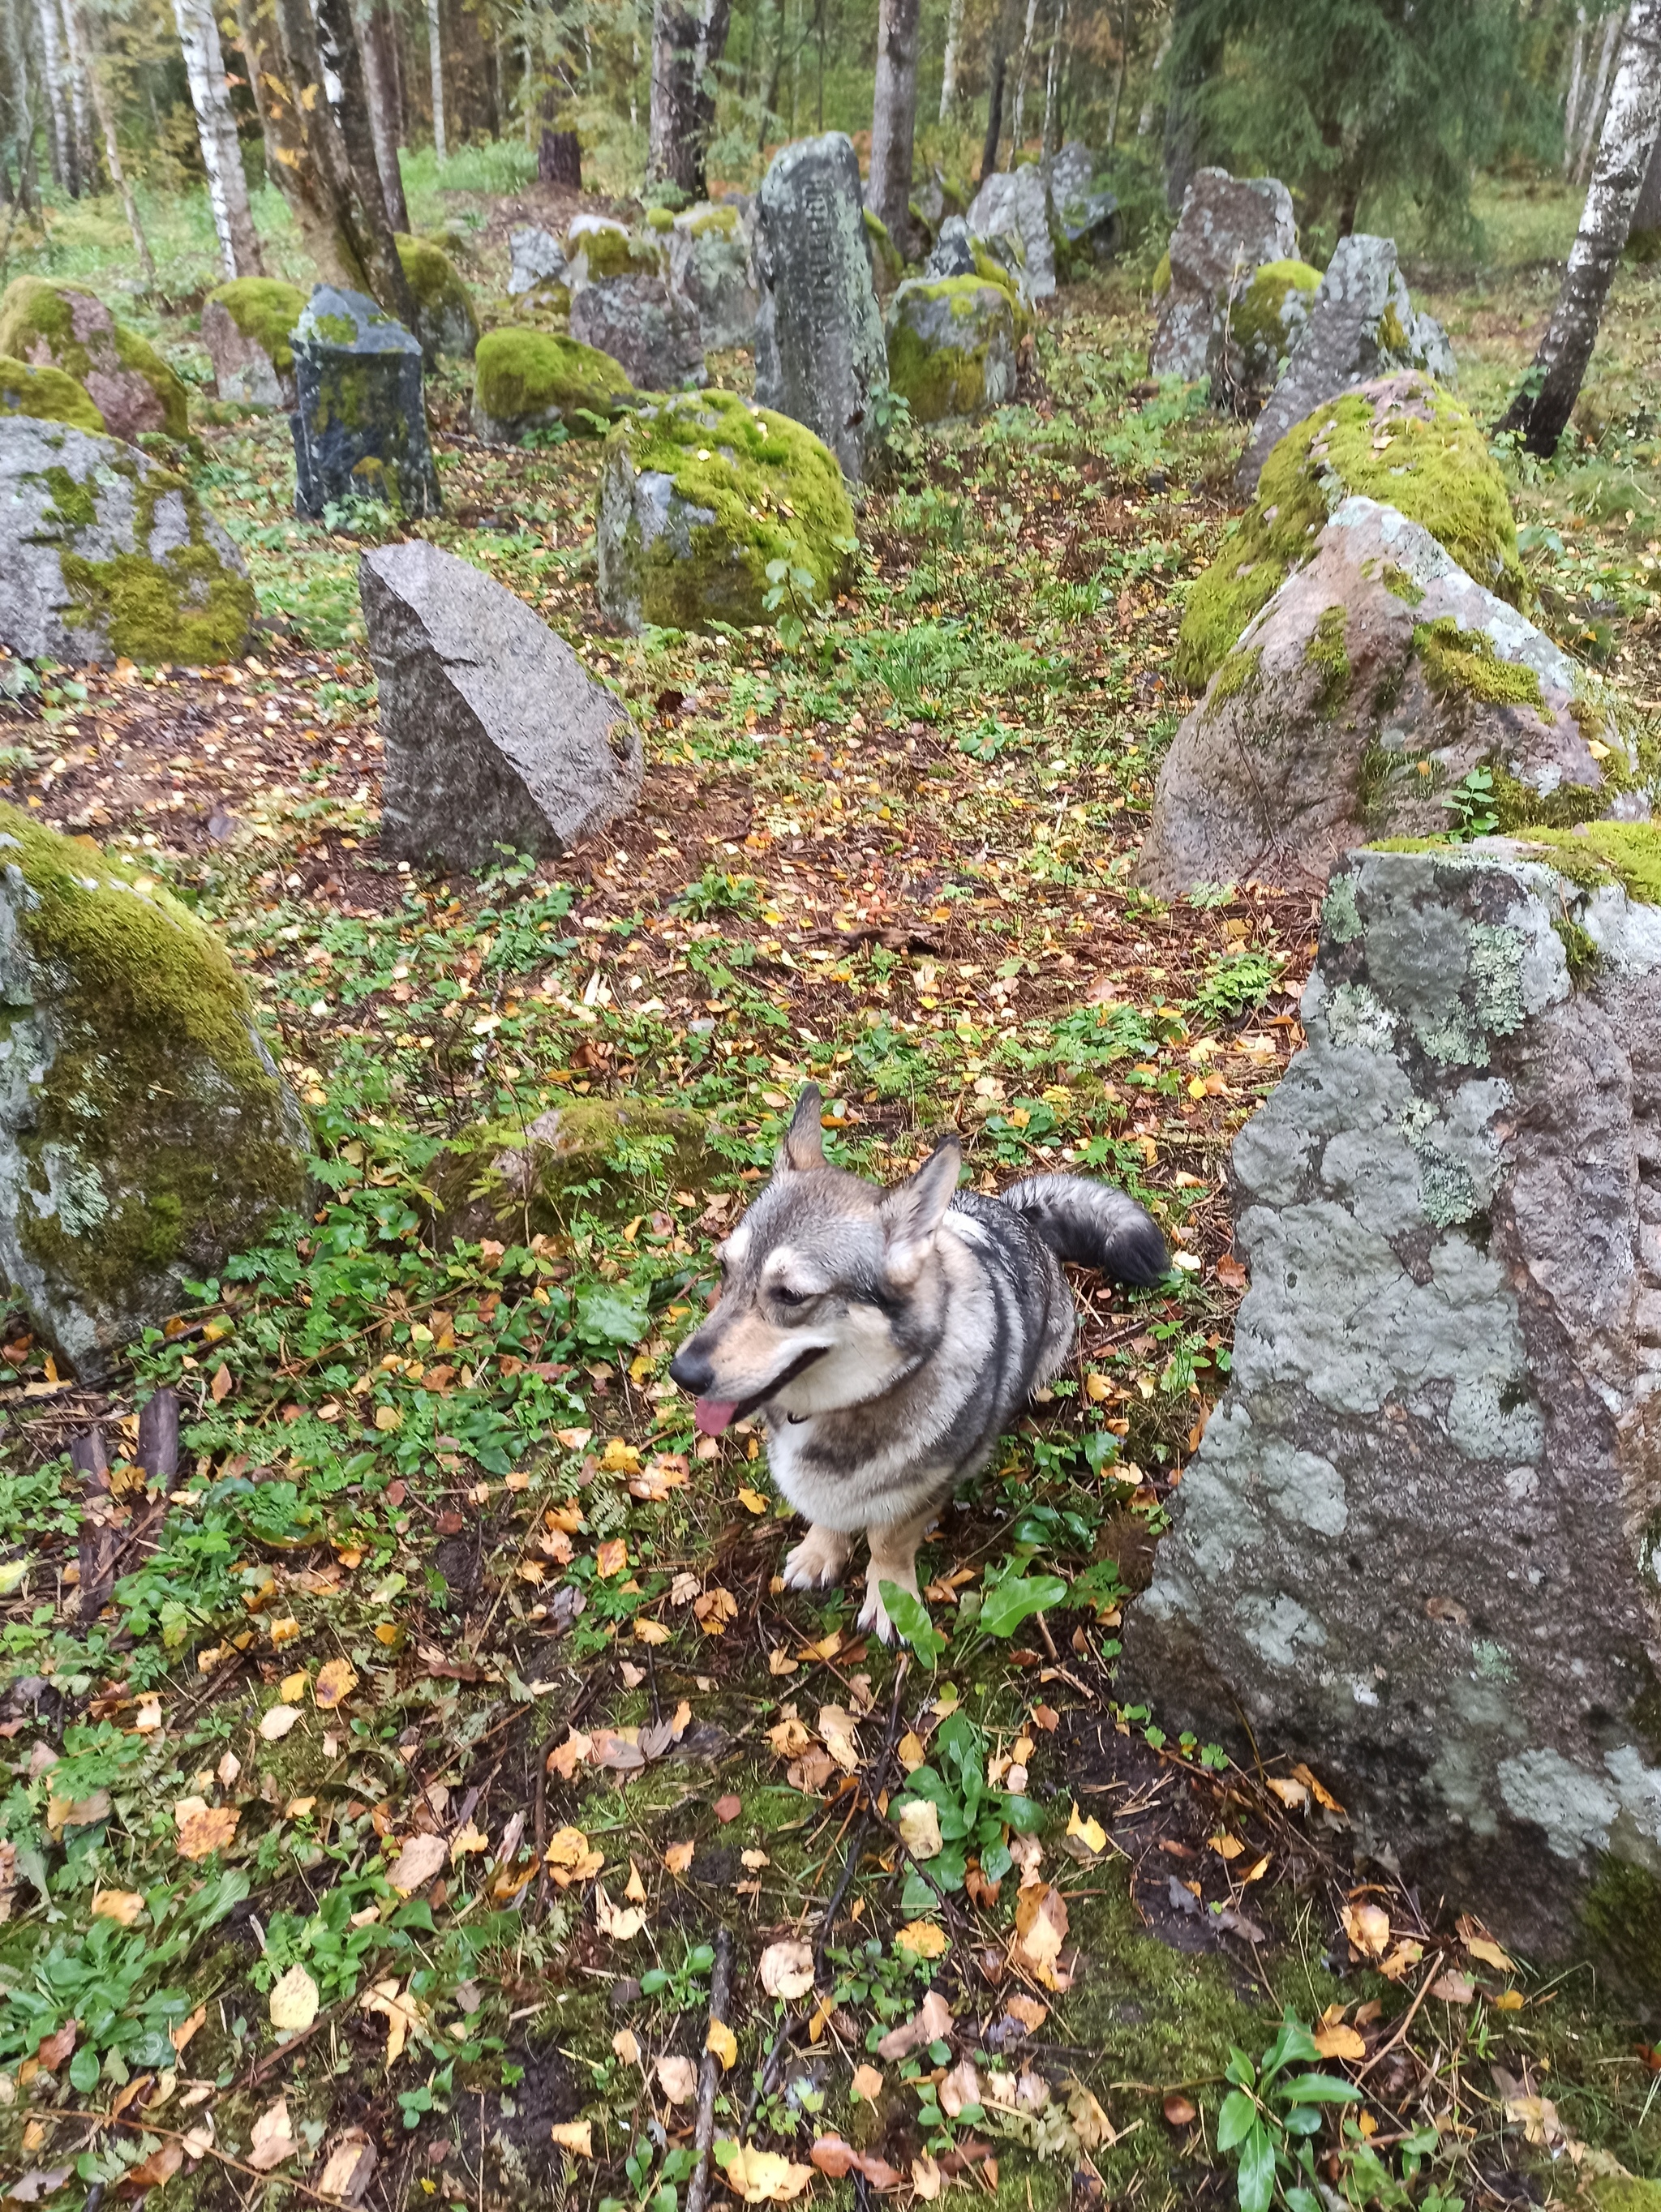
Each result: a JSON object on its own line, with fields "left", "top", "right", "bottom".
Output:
{"left": 783, "top": 1526, "right": 851, "bottom": 1590}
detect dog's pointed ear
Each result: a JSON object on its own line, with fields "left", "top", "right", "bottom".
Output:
{"left": 776, "top": 1083, "right": 826, "bottom": 1173}
{"left": 880, "top": 1134, "right": 962, "bottom": 1283}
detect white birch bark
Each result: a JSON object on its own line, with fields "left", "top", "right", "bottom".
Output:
{"left": 426, "top": 0, "right": 445, "bottom": 161}
{"left": 32, "top": 0, "right": 72, "bottom": 192}
{"left": 56, "top": 0, "right": 91, "bottom": 187}
{"left": 1138, "top": 11, "right": 1171, "bottom": 135}
{"left": 1577, "top": 4, "right": 1627, "bottom": 182}
{"left": 1009, "top": 0, "right": 1039, "bottom": 156}
{"left": 1564, "top": 6, "right": 1588, "bottom": 164}
{"left": 1041, "top": 0, "right": 1064, "bottom": 159}
{"left": 938, "top": 0, "right": 963, "bottom": 120}
{"left": 869, "top": 0, "right": 921, "bottom": 246}
{"left": 172, "top": 0, "right": 263, "bottom": 275}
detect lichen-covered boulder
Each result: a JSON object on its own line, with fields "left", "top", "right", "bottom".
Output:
{"left": 0, "top": 804, "right": 309, "bottom": 1381}
{"left": 596, "top": 388, "right": 856, "bottom": 632}
{"left": 1220, "top": 257, "right": 1320, "bottom": 413}
{"left": 509, "top": 224, "right": 569, "bottom": 296}
{"left": 1049, "top": 140, "right": 1119, "bottom": 266}
{"left": 431, "top": 1095, "right": 724, "bottom": 1238}
{"left": 884, "top": 276, "right": 1016, "bottom": 422}
{"left": 1177, "top": 373, "right": 1523, "bottom": 688}
{"left": 201, "top": 277, "right": 303, "bottom": 408}
{"left": 565, "top": 216, "right": 661, "bottom": 290}
{"left": 1142, "top": 495, "right": 1637, "bottom": 896}
{"left": 753, "top": 134, "right": 889, "bottom": 483}
{"left": 0, "top": 416, "right": 255, "bottom": 666}
{"left": 0, "top": 354, "right": 105, "bottom": 433}
{"left": 470, "top": 328, "right": 634, "bottom": 443}
{"left": 924, "top": 219, "right": 1031, "bottom": 324}
{"left": 394, "top": 234, "right": 479, "bottom": 359}
{"left": 290, "top": 285, "right": 441, "bottom": 522}
{"left": 0, "top": 276, "right": 189, "bottom": 445}
{"left": 1150, "top": 169, "right": 1297, "bottom": 384}
{"left": 667, "top": 201, "right": 758, "bottom": 351}
{"left": 1238, "top": 234, "right": 1456, "bottom": 491}
{"left": 1120, "top": 838, "right": 1661, "bottom": 1983}
{"left": 965, "top": 165, "right": 1056, "bottom": 298}
{"left": 569, "top": 274, "right": 706, "bottom": 392}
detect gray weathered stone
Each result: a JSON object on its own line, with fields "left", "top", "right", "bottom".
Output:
{"left": 570, "top": 272, "right": 706, "bottom": 392}
{"left": 1140, "top": 495, "right": 1640, "bottom": 895}
{"left": 884, "top": 276, "right": 1016, "bottom": 422}
{"left": 362, "top": 541, "right": 642, "bottom": 869}
{"left": 1238, "top": 234, "right": 1456, "bottom": 491}
{"left": 753, "top": 133, "right": 888, "bottom": 483}
{"left": 925, "top": 216, "right": 976, "bottom": 280}
{"left": 1121, "top": 839, "right": 1661, "bottom": 1981}
{"left": 1048, "top": 141, "right": 1119, "bottom": 262}
{"left": 509, "top": 224, "right": 569, "bottom": 296}
{"left": 200, "top": 295, "right": 294, "bottom": 409}
{"left": 1151, "top": 168, "right": 1298, "bottom": 383}
{"left": 0, "top": 803, "right": 309, "bottom": 1382}
{"left": 0, "top": 415, "right": 254, "bottom": 666}
{"left": 667, "top": 202, "right": 758, "bottom": 350}
{"left": 966, "top": 165, "right": 1056, "bottom": 298}
{"left": 290, "top": 285, "right": 441, "bottom": 521}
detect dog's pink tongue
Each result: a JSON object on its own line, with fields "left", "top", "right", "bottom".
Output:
{"left": 695, "top": 1398, "right": 739, "bottom": 1437}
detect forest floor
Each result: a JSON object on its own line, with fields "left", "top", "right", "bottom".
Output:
{"left": 2, "top": 171, "right": 1661, "bottom": 2212}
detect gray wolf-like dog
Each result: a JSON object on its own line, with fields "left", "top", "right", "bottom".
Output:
{"left": 668, "top": 1085, "right": 1167, "bottom": 1642}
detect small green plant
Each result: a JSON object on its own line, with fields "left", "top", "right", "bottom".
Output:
{"left": 890, "top": 1710, "right": 1043, "bottom": 1909}
{"left": 1441, "top": 765, "right": 1500, "bottom": 840}
{"left": 677, "top": 867, "right": 762, "bottom": 919}
{"left": 1191, "top": 948, "right": 1284, "bottom": 1022}
{"left": 762, "top": 556, "right": 821, "bottom": 651}
{"left": 1216, "top": 2008, "right": 1362, "bottom": 2212}
{"left": 640, "top": 1939, "right": 716, "bottom": 2010}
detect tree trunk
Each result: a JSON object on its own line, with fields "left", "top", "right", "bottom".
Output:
{"left": 1, "top": 0, "right": 41, "bottom": 212}
{"left": 1162, "top": 0, "right": 1220, "bottom": 211}
{"left": 1497, "top": 0, "right": 1661, "bottom": 454}
{"left": 1635, "top": 105, "right": 1661, "bottom": 227}
{"left": 648, "top": 0, "right": 732, "bottom": 196}
{"left": 1576, "top": 4, "right": 1627, "bottom": 182}
{"left": 357, "top": 0, "right": 409, "bottom": 228}
{"left": 1107, "top": 0, "right": 1131, "bottom": 149}
{"left": 234, "top": 0, "right": 356, "bottom": 285}
{"left": 1564, "top": 5, "right": 1588, "bottom": 167}
{"left": 1008, "top": 0, "right": 1038, "bottom": 157}
{"left": 1138, "top": 13, "right": 1172, "bottom": 137}
{"left": 938, "top": 0, "right": 962, "bottom": 119}
{"left": 426, "top": 0, "right": 444, "bottom": 159}
{"left": 313, "top": 0, "right": 419, "bottom": 324}
{"left": 75, "top": 1, "right": 155, "bottom": 285}
{"left": 868, "top": 0, "right": 920, "bottom": 252}
{"left": 173, "top": 0, "right": 263, "bottom": 276}
{"left": 1040, "top": 0, "right": 1065, "bottom": 161}
{"left": 32, "top": 0, "right": 74, "bottom": 194}
{"left": 980, "top": 0, "right": 1014, "bottom": 181}
{"left": 56, "top": 0, "right": 92, "bottom": 191}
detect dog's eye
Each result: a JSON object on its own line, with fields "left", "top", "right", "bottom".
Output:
{"left": 775, "top": 1284, "right": 811, "bottom": 1307}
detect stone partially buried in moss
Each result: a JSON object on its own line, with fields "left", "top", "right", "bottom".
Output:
{"left": 395, "top": 233, "right": 479, "bottom": 358}
{"left": 0, "top": 803, "right": 310, "bottom": 1380}
{"left": 200, "top": 276, "right": 304, "bottom": 408}
{"left": 0, "top": 414, "right": 255, "bottom": 665}
{"left": 596, "top": 388, "right": 856, "bottom": 633}
{"left": 1225, "top": 257, "right": 1320, "bottom": 406}
{"left": 0, "top": 276, "right": 189, "bottom": 445}
{"left": 0, "top": 353, "right": 105, "bottom": 433}
{"left": 471, "top": 327, "right": 634, "bottom": 443}
{"left": 565, "top": 216, "right": 661, "bottom": 289}
{"left": 884, "top": 275, "right": 1016, "bottom": 422}
{"left": 432, "top": 1095, "right": 725, "bottom": 1239}
{"left": 1176, "top": 371, "right": 1526, "bottom": 688}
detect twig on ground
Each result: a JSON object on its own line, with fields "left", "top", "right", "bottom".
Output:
{"left": 686, "top": 1925, "right": 735, "bottom": 2212}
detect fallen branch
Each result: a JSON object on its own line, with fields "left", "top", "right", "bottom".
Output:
{"left": 1352, "top": 1960, "right": 1446, "bottom": 2084}
{"left": 685, "top": 1926, "right": 735, "bottom": 2212}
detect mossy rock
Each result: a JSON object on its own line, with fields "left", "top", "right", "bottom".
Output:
{"left": 1175, "top": 372, "right": 1526, "bottom": 688}
{"left": 0, "top": 353, "right": 105, "bottom": 434}
{"left": 566, "top": 218, "right": 661, "bottom": 287}
{"left": 0, "top": 803, "right": 310, "bottom": 1380}
{"left": 1586, "top": 2184, "right": 1661, "bottom": 2212}
{"left": 1226, "top": 258, "right": 1321, "bottom": 399}
{"left": 0, "top": 414, "right": 255, "bottom": 665}
{"left": 431, "top": 1095, "right": 723, "bottom": 1239}
{"left": 864, "top": 208, "right": 904, "bottom": 295}
{"left": 471, "top": 327, "right": 635, "bottom": 444}
{"left": 884, "top": 276, "right": 1017, "bottom": 423}
{"left": 201, "top": 277, "right": 304, "bottom": 408}
{"left": 395, "top": 233, "right": 479, "bottom": 358}
{"left": 0, "top": 276, "right": 189, "bottom": 444}
{"left": 595, "top": 387, "right": 856, "bottom": 632}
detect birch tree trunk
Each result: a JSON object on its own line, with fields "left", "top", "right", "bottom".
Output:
{"left": 56, "top": 0, "right": 92, "bottom": 191}
{"left": 173, "top": 0, "right": 264, "bottom": 275}
{"left": 1497, "top": 0, "right": 1661, "bottom": 454}
{"left": 868, "top": 0, "right": 920, "bottom": 251}
{"left": 1040, "top": 0, "right": 1065, "bottom": 161}
{"left": 1, "top": 0, "right": 41, "bottom": 211}
{"left": 1576, "top": 5, "right": 1626, "bottom": 182}
{"left": 1009, "top": 0, "right": 1038, "bottom": 157}
{"left": 74, "top": 1, "right": 155, "bottom": 285}
{"left": 32, "top": 0, "right": 74, "bottom": 194}
{"left": 938, "top": 0, "right": 962, "bottom": 120}
{"left": 357, "top": 0, "right": 409, "bottom": 229}
{"left": 426, "top": 0, "right": 444, "bottom": 160}
{"left": 312, "top": 0, "right": 419, "bottom": 324}
{"left": 1564, "top": 6, "right": 1588, "bottom": 165}
{"left": 1138, "top": 13, "right": 1171, "bottom": 137}
{"left": 646, "top": 0, "right": 732, "bottom": 197}
{"left": 1107, "top": 0, "right": 1131, "bottom": 148}
{"left": 1634, "top": 105, "right": 1661, "bottom": 229}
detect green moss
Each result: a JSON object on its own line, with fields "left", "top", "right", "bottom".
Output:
{"left": 41, "top": 462, "right": 97, "bottom": 528}
{"left": 1175, "top": 377, "right": 1526, "bottom": 688}
{"left": 394, "top": 234, "right": 479, "bottom": 355}
{"left": 885, "top": 278, "right": 1011, "bottom": 422}
{"left": 1487, "top": 762, "right": 1607, "bottom": 833}
{"left": 1552, "top": 907, "right": 1601, "bottom": 982}
{"left": 1152, "top": 250, "right": 1171, "bottom": 297}
{"left": 431, "top": 1095, "right": 722, "bottom": 1237}
{"left": 1376, "top": 559, "right": 1424, "bottom": 607}
{"left": 1581, "top": 1856, "right": 1661, "bottom": 2013}
{"left": 0, "top": 276, "right": 190, "bottom": 439}
{"left": 1377, "top": 301, "right": 1409, "bottom": 354}
{"left": 569, "top": 225, "right": 658, "bottom": 281}
{"left": 865, "top": 208, "right": 903, "bottom": 291}
{"left": 472, "top": 327, "right": 633, "bottom": 435}
{"left": 1414, "top": 617, "right": 1544, "bottom": 710}
{"left": 0, "top": 803, "right": 305, "bottom": 1338}
{"left": 1303, "top": 602, "right": 1351, "bottom": 716}
{"left": 1514, "top": 821, "right": 1661, "bottom": 908}
{"left": 1230, "top": 257, "right": 1320, "bottom": 354}
{"left": 1210, "top": 643, "right": 1261, "bottom": 702}
{"left": 606, "top": 388, "right": 856, "bottom": 631}
{"left": 645, "top": 206, "right": 676, "bottom": 232}
{"left": 0, "top": 353, "right": 105, "bottom": 432}
{"left": 204, "top": 278, "right": 304, "bottom": 375}
{"left": 686, "top": 204, "right": 740, "bottom": 239}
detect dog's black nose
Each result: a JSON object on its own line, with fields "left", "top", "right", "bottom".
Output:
{"left": 669, "top": 1345, "right": 713, "bottom": 1394}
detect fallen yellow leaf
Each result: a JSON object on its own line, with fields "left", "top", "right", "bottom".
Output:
{"left": 314, "top": 1657, "right": 357, "bottom": 1709}
{"left": 706, "top": 2018, "right": 739, "bottom": 2070}
{"left": 269, "top": 1962, "right": 320, "bottom": 2033}
{"left": 550, "top": 2120, "right": 594, "bottom": 2158}
{"left": 174, "top": 1799, "right": 240, "bottom": 1862}
{"left": 895, "top": 1919, "right": 949, "bottom": 1961}
{"left": 91, "top": 1888, "right": 144, "bottom": 1926}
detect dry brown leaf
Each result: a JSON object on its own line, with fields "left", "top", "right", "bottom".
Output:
{"left": 545, "top": 1825, "right": 604, "bottom": 1886}
{"left": 938, "top": 2061, "right": 981, "bottom": 2119}
{"left": 1062, "top": 1803, "right": 1107, "bottom": 1858}
{"left": 315, "top": 2128, "right": 377, "bottom": 2204}
{"left": 663, "top": 1840, "right": 695, "bottom": 1875}
{"left": 361, "top": 1978, "right": 421, "bottom": 2064}
{"left": 1012, "top": 1884, "right": 1070, "bottom": 1988}
{"left": 90, "top": 1888, "right": 144, "bottom": 1927}
{"left": 269, "top": 1962, "right": 320, "bottom": 2033}
{"left": 174, "top": 1800, "right": 239, "bottom": 1862}
{"left": 1265, "top": 1777, "right": 1310, "bottom": 1811}
{"left": 259, "top": 1703, "right": 302, "bottom": 1742}
{"left": 656, "top": 2054, "right": 697, "bottom": 2105}
{"left": 594, "top": 1884, "right": 646, "bottom": 1940}
{"left": 895, "top": 1918, "right": 949, "bottom": 1960}
{"left": 911, "top": 2154, "right": 944, "bottom": 2201}
{"left": 247, "top": 2096, "right": 298, "bottom": 2172}
{"left": 612, "top": 2029, "right": 641, "bottom": 2064}
{"left": 450, "top": 1822, "right": 490, "bottom": 1864}
{"left": 759, "top": 1940, "right": 815, "bottom": 2000}
{"left": 850, "top": 2063, "right": 884, "bottom": 2103}
{"left": 875, "top": 1990, "right": 953, "bottom": 2061}
{"left": 1378, "top": 1940, "right": 1423, "bottom": 1982}
{"left": 388, "top": 1832, "right": 446, "bottom": 1896}
{"left": 1431, "top": 1971, "right": 1475, "bottom": 2005}
{"left": 1341, "top": 1901, "right": 1390, "bottom": 1959}
{"left": 723, "top": 2145, "right": 814, "bottom": 2203}
{"left": 550, "top": 2120, "right": 594, "bottom": 2158}
{"left": 170, "top": 2004, "right": 207, "bottom": 2056}
{"left": 818, "top": 1706, "right": 861, "bottom": 1772}
{"left": 706, "top": 2018, "right": 738, "bottom": 2070}
{"left": 1312, "top": 2025, "right": 1366, "bottom": 2060}
{"left": 896, "top": 1799, "right": 943, "bottom": 1860}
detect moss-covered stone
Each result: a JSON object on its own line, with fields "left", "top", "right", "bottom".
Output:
{"left": 395, "top": 233, "right": 479, "bottom": 358}
{"left": 470, "top": 326, "right": 635, "bottom": 443}
{"left": 204, "top": 278, "right": 303, "bottom": 376}
{"left": 1227, "top": 257, "right": 1321, "bottom": 398}
{"left": 596, "top": 387, "right": 856, "bottom": 632}
{"left": 0, "top": 415, "right": 255, "bottom": 665}
{"left": 566, "top": 220, "right": 660, "bottom": 286}
{"left": 0, "top": 276, "right": 189, "bottom": 444}
{"left": 0, "top": 352, "right": 105, "bottom": 433}
{"left": 1303, "top": 602, "right": 1351, "bottom": 715}
{"left": 1175, "top": 374, "right": 1526, "bottom": 688}
{"left": 200, "top": 278, "right": 304, "bottom": 409}
{"left": 1513, "top": 821, "right": 1661, "bottom": 907}
{"left": 1414, "top": 615, "right": 1543, "bottom": 710}
{"left": 0, "top": 803, "right": 309, "bottom": 1378}
{"left": 431, "top": 1095, "right": 723, "bottom": 1238}
{"left": 884, "top": 276, "right": 1017, "bottom": 422}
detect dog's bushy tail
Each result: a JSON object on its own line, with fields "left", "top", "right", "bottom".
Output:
{"left": 1002, "top": 1174, "right": 1169, "bottom": 1287}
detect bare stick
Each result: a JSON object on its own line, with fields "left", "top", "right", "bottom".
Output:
{"left": 686, "top": 1926, "right": 735, "bottom": 2212}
